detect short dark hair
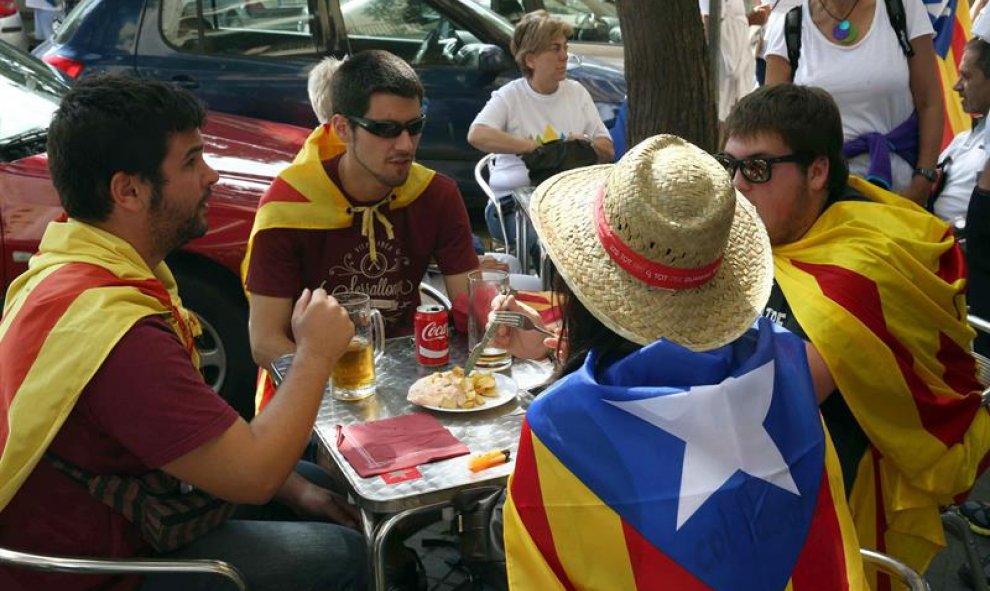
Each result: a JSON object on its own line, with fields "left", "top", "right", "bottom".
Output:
{"left": 330, "top": 50, "right": 424, "bottom": 119}
{"left": 965, "top": 37, "right": 990, "bottom": 79}
{"left": 725, "top": 84, "right": 848, "bottom": 200}
{"left": 47, "top": 75, "right": 206, "bottom": 222}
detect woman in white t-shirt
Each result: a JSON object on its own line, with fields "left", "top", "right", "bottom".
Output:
{"left": 467, "top": 10, "right": 613, "bottom": 260}
{"left": 764, "top": 0, "right": 943, "bottom": 205}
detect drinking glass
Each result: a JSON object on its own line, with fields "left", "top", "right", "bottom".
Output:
{"left": 467, "top": 269, "right": 512, "bottom": 371}
{"left": 331, "top": 292, "right": 384, "bottom": 400}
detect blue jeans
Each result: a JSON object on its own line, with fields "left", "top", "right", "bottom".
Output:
{"left": 139, "top": 462, "right": 366, "bottom": 591}
{"left": 485, "top": 197, "right": 539, "bottom": 269}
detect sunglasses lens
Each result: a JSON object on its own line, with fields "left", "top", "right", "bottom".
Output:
{"left": 742, "top": 159, "right": 771, "bottom": 183}
{"left": 372, "top": 122, "right": 404, "bottom": 138}
{"left": 407, "top": 117, "right": 425, "bottom": 136}
{"left": 714, "top": 154, "right": 735, "bottom": 175}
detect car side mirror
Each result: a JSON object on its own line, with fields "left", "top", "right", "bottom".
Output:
{"left": 476, "top": 44, "right": 512, "bottom": 74}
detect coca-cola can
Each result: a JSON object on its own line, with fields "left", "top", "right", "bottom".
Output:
{"left": 415, "top": 305, "right": 449, "bottom": 366}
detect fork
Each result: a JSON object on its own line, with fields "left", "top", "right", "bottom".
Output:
{"left": 492, "top": 310, "right": 558, "bottom": 338}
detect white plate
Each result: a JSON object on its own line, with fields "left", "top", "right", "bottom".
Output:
{"left": 409, "top": 372, "right": 519, "bottom": 413}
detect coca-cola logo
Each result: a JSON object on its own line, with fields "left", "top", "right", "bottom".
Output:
{"left": 420, "top": 321, "right": 447, "bottom": 342}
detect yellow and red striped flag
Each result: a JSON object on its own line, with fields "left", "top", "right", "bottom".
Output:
{"left": 773, "top": 176, "right": 990, "bottom": 584}
{"left": 928, "top": 0, "right": 973, "bottom": 148}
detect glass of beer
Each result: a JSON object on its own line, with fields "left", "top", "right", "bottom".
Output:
{"left": 467, "top": 269, "right": 512, "bottom": 371}
{"left": 331, "top": 292, "right": 384, "bottom": 401}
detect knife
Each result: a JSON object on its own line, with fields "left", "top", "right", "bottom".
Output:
{"left": 464, "top": 320, "right": 499, "bottom": 375}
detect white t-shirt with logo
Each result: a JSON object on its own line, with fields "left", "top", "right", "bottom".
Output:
{"left": 765, "top": 0, "right": 933, "bottom": 193}
{"left": 470, "top": 78, "right": 610, "bottom": 195}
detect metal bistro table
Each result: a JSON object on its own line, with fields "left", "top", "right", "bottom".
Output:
{"left": 271, "top": 332, "right": 552, "bottom": 591}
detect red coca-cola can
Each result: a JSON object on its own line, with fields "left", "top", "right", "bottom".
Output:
{"left": 415, "top": 305, "right": 449, "bottom": 366}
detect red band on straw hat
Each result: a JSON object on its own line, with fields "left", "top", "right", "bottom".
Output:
{"left": 593, "top": 187, "right": 722, "bottom": 290}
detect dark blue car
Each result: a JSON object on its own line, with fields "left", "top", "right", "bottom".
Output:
{"left": 35, "top": 0, "right": 626, "bottom": 213}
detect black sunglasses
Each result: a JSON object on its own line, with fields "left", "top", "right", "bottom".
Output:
{"left": 347, "top": 114, "right": 426, "bottom": 138}
{"left": 713, "top": 152, "right": 811, "bottom": 184}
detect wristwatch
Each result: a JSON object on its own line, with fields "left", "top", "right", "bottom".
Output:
{"left": 913, "top": 167, "right": 938, "bottom": 183}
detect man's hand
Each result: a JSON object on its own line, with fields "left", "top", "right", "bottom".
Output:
{"left": 748, "top": 3, "right": 771, "bottom": 25}
{"left": 291, "top": 288, "right": 354, "bottom": 367}
{"left": 277, "top": 473, "right": 360, "bottom": 529}
{"left": 903, "top": 175, "right": 934, "bottom": 206}
{"left": 488, "top": 294, "right": 557, "bottom": 360}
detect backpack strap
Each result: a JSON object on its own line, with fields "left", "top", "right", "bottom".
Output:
{"left": 785, "top": 6, "right": 803, "bottom": 80}
{"left": 885, "top": 0, "right": 915, "bottom": 57}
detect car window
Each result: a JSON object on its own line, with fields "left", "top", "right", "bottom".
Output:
{"left": 161, "top": 0, "right": 319, "bottom": 58}
{"left": 53, "top": 0, "right": 102, "bottom": 44}
{"left": 539, "top": 0, "right": 620, "bottom": 44}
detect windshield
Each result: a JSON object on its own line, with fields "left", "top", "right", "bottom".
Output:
{"left": 0, "top": 45, "right": 66, "bottom": 143}
{"left": 453, "top": 0, "right": 515, "bottom": 39}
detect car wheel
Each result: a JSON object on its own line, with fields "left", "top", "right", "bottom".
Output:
{"left": 173, "top": 268, "right": 257, "bottom": 420}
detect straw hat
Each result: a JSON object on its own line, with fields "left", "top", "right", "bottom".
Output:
{"left": 530, "top": 134, "right": 773, "bottom": 351}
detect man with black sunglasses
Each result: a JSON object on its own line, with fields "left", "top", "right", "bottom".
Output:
{"left": 244, "top": 50, "right": 479, "bottom": 413}
{"left": 720, "top": 83, "right": 989, "bottom": 582}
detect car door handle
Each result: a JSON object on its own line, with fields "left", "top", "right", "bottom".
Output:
{"left": 171, "top": 75, "right": 200, "bottom": 89}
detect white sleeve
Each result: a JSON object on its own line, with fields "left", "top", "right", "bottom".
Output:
{"left": 578, "top": 87, "right": 611, "bottom": 139}
{"left": 470, "top": 89, "right": 509, "bottom": 132}
{"left": 764, "top": 8, "right": 788, "bottom": 59}
{"left": 902, "top": 0, "right": 935, "bottom": 40}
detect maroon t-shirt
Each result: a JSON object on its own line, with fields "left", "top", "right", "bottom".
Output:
{"left": 246, "top": 156, "right": 478, "bottom": 336}
{"left": 0, "top": 317, "right": 239, "bottom": 591}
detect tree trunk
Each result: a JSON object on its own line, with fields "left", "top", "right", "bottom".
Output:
{"left": 616, "top": 0, "right": 717, "bottom": 152}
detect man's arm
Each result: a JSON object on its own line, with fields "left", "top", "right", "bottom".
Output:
{"left": 164, "top": 289, "right": 353, "bottom": 505}
{"left": 249, "top": 292, "right": 295, "bottom": 369}
{"left": 443, "top": 271, "right": 473, "bottom": 304}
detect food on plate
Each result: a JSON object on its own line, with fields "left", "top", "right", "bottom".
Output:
{"left": 407, "top": 366, "right": 498, "bottom": 409}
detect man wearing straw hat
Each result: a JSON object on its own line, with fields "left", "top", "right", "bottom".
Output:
{"left": 493, "top": 135, "right": 866, "bottom": 589}
{"left": 720, "top": 83, "right": 990, "bottom": 581}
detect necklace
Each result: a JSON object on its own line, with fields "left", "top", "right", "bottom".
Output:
{"left": 819, "top": 0, "right": 862, "bottom": 43}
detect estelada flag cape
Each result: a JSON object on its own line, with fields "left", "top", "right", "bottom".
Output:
{"left": 505, "top": 318, "right": 867, "bottom": 590}
{"left": 773, "top": 175, "right": 990, "bottom": 579}
{"left": 0, "top": 219, "right": 200, "bottom": 510}
{"left": 241, "top": 123, "right": 436, "bottom": 413}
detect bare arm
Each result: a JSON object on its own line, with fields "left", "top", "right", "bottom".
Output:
{"left": 468, "top": 124, "right": 539, "bottom": 155}
{"left": 904, "top": 34, "right": 944, "bottom": 205}
{"left": 443, "top": 270, "right": 474, "bottom": 304}
{"left": 805, "top": 341, "right": 836, "bottom": 404}
{"left": 593, "top": 136, "right": 615, "bottom": 163}
{"left": 163, "top": 289, "right": 354, "bottom": 504}
{"left": 764, "top": 54, "right": 792, "bottom": 86}
{"left": 248, "top": 293, "right": 295, "bottom": 369}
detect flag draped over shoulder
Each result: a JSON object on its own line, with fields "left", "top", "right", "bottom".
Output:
{"left": 773, "top": 176, "right": 990, "bottom": 579}
{"left": 0, "top": 219, "right": 199, "bottom": 510}
{"left": 240, "top": 123, "right": 435, "bottom": 412}
{"left": 504, "top": 319, "right": 866, "bottom": 590}
{"left": 926, "top": 0, "right": 972, "bottom": 148}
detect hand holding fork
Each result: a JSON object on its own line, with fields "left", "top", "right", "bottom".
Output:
{"left": 488, "top": 295, "right": 560, "bottom": 361}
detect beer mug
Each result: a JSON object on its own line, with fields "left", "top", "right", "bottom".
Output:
{"left": 331, "top": 292, "right": 385, "bottom": 401}
{"left": 467, "top": 269, "right": 512, "bottom": 371}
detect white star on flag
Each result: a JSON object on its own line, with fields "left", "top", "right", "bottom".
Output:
{"left": 605, "top": 361, "right": 799, "bottom": 530}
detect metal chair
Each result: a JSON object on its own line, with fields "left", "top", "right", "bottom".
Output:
{"left": 419, "top": 281, "right": 451, "bottom": 311}
{"left": 970, "top": 314, "right": 990, "bottom": 396}
{"left": 860, "top": 548, "right": 930, "bottom": 591}
{"left": 474, "top": 153, "right": 511, "bottom": 255}
{"left": 0, "top": 545, "right": 248, "bottom": 590}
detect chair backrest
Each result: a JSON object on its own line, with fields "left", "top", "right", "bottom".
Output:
{"left": 969, "top": 315, "right": 990, "bottom": 404}
{"left": 859, "top": 548, "right": 930, "bottom": 591}
{"left": 419, "top": 281, "right": 452, "bottom": 311}
{"left": 474, "top": 154, "right": 511, "bottom": 252}
{"left": 0, "top": 546, "right": 248, "bottom": 590}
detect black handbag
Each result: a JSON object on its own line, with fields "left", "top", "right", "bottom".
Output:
{"left": 521, "top": 138, "right": 599, "bottom": 186}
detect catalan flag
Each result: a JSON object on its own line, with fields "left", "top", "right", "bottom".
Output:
{"left": 926, "top": 0, "right": 973, "bottom": 147}
{"left": 504, "top": 319, "right": 867, "bottom": 590}
{"left": 0, "top": 219, "right": 199, "bottom": 510}
{"left": 773, "top": 176, "right": 990, "bottom": 583}
{"left": 241, "top": 124, "right": 434, "bottom": 413}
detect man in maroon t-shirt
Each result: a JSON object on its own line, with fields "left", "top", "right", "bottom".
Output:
{"left": 0, "top": 77, "right": 365, "bottom": 591}
{"left": 246, "top": 50, "right": 479, "bottom": 371}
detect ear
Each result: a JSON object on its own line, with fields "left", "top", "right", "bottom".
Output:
{"left": 806, "top": 155, "right": 830, "bottom": 192}
{"left": 331, "top": 114, "right": 352, "bottom": 143}
{"left": 108, "top": 171, "right": 149, "bottom": 214}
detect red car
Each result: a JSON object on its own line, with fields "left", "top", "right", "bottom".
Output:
{"left": 0, "top": 41, "right": 309, "bottom": 418}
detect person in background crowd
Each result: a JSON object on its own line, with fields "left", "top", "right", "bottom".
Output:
{"left": 700, "top": 0, "right": 771, "bottom": 121}
{"left": 721, "top": 83, "right": 987, "bottom": 581}
{"left": 933, "top": 38, "right": 990, "bottom": 222}
{"left": 245, "top": 50, "right": 479, "bottom": 412}
{"left": 0, "top": 75, "right": 365, "bottom": 591}
{"left": 467, "top": 10, "right": 613, "bottom": 265}
{"left": 495, "top": 135, "right": 866, "bottom": 589}
{"left": 764, "top": 0, "right": 943, "bottom": 205}
{"left": 25, "top": 0, "right": 64, "bottom": 44}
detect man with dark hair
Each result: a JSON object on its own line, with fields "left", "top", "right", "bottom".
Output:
{"left": 0, "top": 75, "right": 366, "bottom": 591}
{"left": 245, "top": 50, "right": 479, "bottom": 412}
{"left": 720, "top": 83, "right": 989, "bottom": 583}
